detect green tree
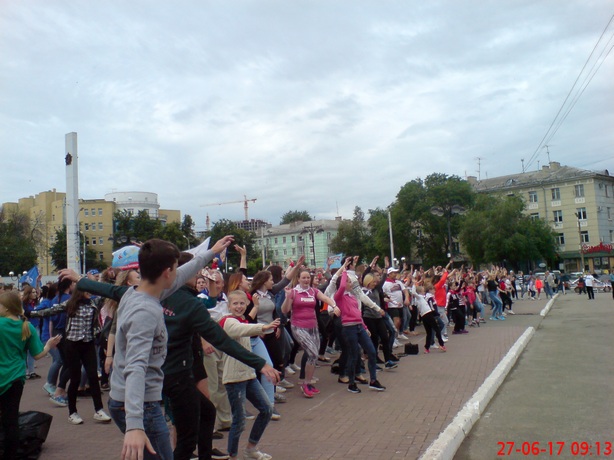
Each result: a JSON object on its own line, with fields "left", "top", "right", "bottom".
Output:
{"left": 180, "top": 214, "right": 199, "bottom": 248}
{"left": 280, "top": 210, "right": 312, "bottom": 225}
{"left": 0, "top": 208, "right": 38, "bottom": 275}
{"left": 392, "top": 174, "right": 475, "bottom": 266}
{"left": 330, "top": 207, "right": 373, "bottom": 261}
{"left": 459, "top": 194, "right": 557, "bottom": 269}
{"left": 207, "top": 219, "right": 258, "bottom": 272}
{"left": 49, "top": 226, "right": 105, "bottom": 272}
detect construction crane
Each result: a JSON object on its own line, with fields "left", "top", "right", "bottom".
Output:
{"left": 201, "top": 195, "right": 257, "bottom": 222}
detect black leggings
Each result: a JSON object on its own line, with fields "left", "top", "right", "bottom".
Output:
{"left": 0, "top": 379, "right": 24, "bottom": 460}
{"left": 363, "top": 317, "right": 392, "bottom": 362}
{"left": 64, "top": 340, "right": 103, "bottom": 414}
{"left": 422, "top": 313, "right": 444, "bottom": 350}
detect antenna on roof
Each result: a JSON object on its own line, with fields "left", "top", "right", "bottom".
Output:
{"left": 543, "top": 145, "right": 551, "bottom": 163}
{"left": 521, "top": 158, "right": 525, "bottom": 173}
{"left": 475, "top": 157, "right": 482, "bottom": 181}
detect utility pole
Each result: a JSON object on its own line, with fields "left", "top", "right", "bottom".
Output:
{"left": 575, "top": 212, "right": 586, "bottom": 271}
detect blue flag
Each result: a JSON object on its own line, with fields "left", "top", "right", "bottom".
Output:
{"left": 324, "top": 253, "right": 345, "bottom": 269}
{"left": 20, "top": 266, "right": 39, "bottom": 287}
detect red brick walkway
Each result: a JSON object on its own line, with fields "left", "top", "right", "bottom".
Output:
{"left": 19, "top": 298, "right": 547, "bottom": 459}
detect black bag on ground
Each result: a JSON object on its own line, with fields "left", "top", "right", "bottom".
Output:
{"left": 404, "top": 343, "right": 419, "bottom": 355}
{"left": 0, "top": 411, "right": 53, "bottom": 459}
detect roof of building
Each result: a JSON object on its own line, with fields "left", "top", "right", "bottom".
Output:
{"left": 469, "top": 162, "right": 612, "bottom": 192}
{"left": 263, "top": 219, "right": 344, "bottom": 236}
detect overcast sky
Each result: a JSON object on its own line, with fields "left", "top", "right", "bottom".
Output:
{"left": 1, "top": 0, "right": 613, "bottom": 231}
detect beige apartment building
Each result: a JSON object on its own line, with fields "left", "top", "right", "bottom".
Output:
{"left": 2, "top": 190, "right": 180, "bottom": 275}
{"left": 469, "top": 161, "right": 614, "bottom": 274}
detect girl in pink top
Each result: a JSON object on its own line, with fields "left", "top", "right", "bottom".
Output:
{"left": 281, "top": 268, "right": 336, "bottom": 398}
{"left": 334, "top": 262, "right": 386, "bottom": 394}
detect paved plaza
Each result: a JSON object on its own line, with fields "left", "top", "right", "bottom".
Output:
{"left": 18, "top": 291, "right": 611, "bottom": 459}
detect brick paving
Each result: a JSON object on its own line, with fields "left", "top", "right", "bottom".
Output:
{"left": 19, "top": 296, "right": 549, "bottom": 459}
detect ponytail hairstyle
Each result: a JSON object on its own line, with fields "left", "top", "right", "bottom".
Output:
{"left": 250, "top": 271, "right": 272, "bottom": 295}
{"left": 0, "top": 291, "right": 31, "bottom": 340}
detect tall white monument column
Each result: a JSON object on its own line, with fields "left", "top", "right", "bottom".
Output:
{"left": 65, "top": 132, "right": 82, "bottom": 274}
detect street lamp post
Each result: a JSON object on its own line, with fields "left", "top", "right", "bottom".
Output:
{"left": 430, "top": 204, "right": 466, "bottom": 259}
{"left": 301, "top": 224, "right": 323, "bottom": 267}
{"left": 574, "top": 212, "right": 586, "bottom": 272}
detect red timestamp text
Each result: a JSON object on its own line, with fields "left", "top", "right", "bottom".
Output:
{"left": 497, "top": 441, "right": 613, "bottom": 457}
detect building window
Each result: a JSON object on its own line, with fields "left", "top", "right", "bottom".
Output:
{"left": 99, "top": 252, "right": 104, "bottom": 261}
{"left": 580, "top": 231, "right": 589, "bottom": 243}
{"left": 85, "top": 238, "right": 89, "bottom": 245}
{"left": 291, "top": 236, "right": 295, "bottom": 243}
{"left": 551, "top": 188, "right": 560, "bottom": 200}
{"left": 91, "top": 208, "right": 95, "bottom": 215}
{"left": 556, "top": 233, "right": 565, "bottom": 245}
{"left": 528, "top": 191, "right": 538, "bottom": 203}
{"left": 553, "top": 210, "right": 563, "bottom": 223}
{"left": 275, "top": 250, "right": 279, "bottom": 256}
{"left": 610, "top": 230, "right": 613, "bottom": 243}
{"left": 99, "top": 237, "right": 104, "bottom": 245}
{"left": 292, "top": 248, "right": 296, "bottom": 255}
{"left": 274, "top": 237, "right": 278, "bottom": 244}
{"left": 530, "top": 213, "right": 539, "bottom": 221}
{"left": 608, "top": 207, "right": 612, "bottom": 220}
{"left": 127, "top": 209, "right": 134, "bottom": 215}
{"left": 84, "top": 209, "right": 89, "bottom": 216}
{"left": 576, "top": 208, "right": 587, "bottom": 220}
{"left": 98, "top": 223, "right": 103, "bottom": 230}
{"left": 282, "top": 237, "right": 286, "bottom": 244}
{"left": 574, "top": 184, "right": 585, "bottom": 198}
{"left": 92, "top": 238, "right": 96, "bottom": 245}
{"left": 283, "top": 249, "right": 287, "bottom": 255}
{"left": 606, "top": 185, "right": 610, "bottom": 198}
{"left": 98, "top": 208, "right": 103, "bottom": 216}
{"left": 84, "top": 223, "right": 89, "bottom": 231}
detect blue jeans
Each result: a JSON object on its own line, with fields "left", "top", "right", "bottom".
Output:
{"left": 225, "top": 378, "right": 273, "bottom": 458}
{"left": 342, "top": 324, "right": 377, "bottom": 383}
{"left": 250, "top": 337, "right": 274, "bottom": 405}
{"left": 47, "top": 347, "right": 62, "bottom": 386}
{"left": 108, "top": 398, "right": 173, "bottom": 460}
{"left": 489, "top": 292, "right": 503, "bottom": 317}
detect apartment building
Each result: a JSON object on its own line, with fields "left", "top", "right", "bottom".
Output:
{"left": 469, "top": 161, "right": 614, "bottom": 273}
{"left": 254, "top": 219, "right": 342, "bottom": 268}
{"left": 2, "top": 190, "right": 180, "bottom": 275}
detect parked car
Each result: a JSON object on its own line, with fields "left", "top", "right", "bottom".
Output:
{"left": 569, "top": 277, "right": 612, "bottom": 293}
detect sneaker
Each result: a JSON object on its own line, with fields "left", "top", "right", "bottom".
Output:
{"left": 271, "top": 408, "right": 281, "bottom": 421}
{"left": 393, "top": 339, "right": 401, "bottom": 348}
{"left": 498, "top": 316, "right": 506, "bottom": 321}
{"left": 289, "top": 363, "right": 300, "bottom": 372}
{"left": 68, "top": 412, "right": 83, "bottom": 425}
{"left": 389, "top": 354, "right": 400, "bottom": 362}
{"left": 442, "top": 336, "right": 449, "bottom": 342}
{"left": 369, "top": 380, "right": 386, "bottom": 391}
{"left": 93, "top": 409, "right": 111, "bottom": 423}
{"left": 326, "top": 346, "right": 340, "bottom": 355}
{"left": 347, "top": 383, "right": 361, "bottom": 394}
{"left": 432, "top": 343, "right": 440, "bottom": 349}
{"left": 285, "top": 366, "right": 296, "bottom": 375}
{"left": 278, "top": 379, "right": 294, "bottom": 389}
{"left": 274, "top": 393, "right": 286, "bottom": 403}
{"left": 243, "top": 448, "right": 272, "bottom": 459}
{"left": 375, "top": 365, "right": 382, "bottom": 372}
{"left": 50, "top": 395, "right": 68, "bottom": 407}
{"left": 300, "top": 384, "right": 314, "bottom": 398}
{"left": 212, "top": 430, "right": 224, "bottom": 439}
{"left": 29, "top": 372, "right": 42, "bottom": 379}
{"left": 440, "top": 345, "right": 447, "bottom": 352}
{"left": 461, "top": 330, "right": 469, "bottom": 334}
{"left": 338, "top": 376, "right": 349, "bottom": 384}
{"left": 245, "top": 410, "right": 256, "bottom": 420}
{"left": 211, "top": 448, "right": 230, "bottom": 459}
{"left": 275, "top": 385, "right": 287, "bottom": 393}
{"left": 100, "top": 383, "right": 110, "bottom": 392}
{"left": 43, "top": 382, "right": 56, "bottom": 396}
{"left": 489, "top": 316, "right": 498, "bottom": 320}
{"left": 385, "top": 361, "right": 398, "bottom": 370}
{"left": 398, "top": 333, "right": 409, "bottom": 340}
{"left": 424, "top": 348, "right": 430, "bottom": 354}
{"left": 306, "top": 384, "right": 319, "bottom": 395}
{"left": 508, "top": 310, "right": 515, "bottom": 315}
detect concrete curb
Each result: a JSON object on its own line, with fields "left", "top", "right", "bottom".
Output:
{"left": 418, "top": 326, "right": 536, "bottom": 460}
{"left": 540, "top": 293, "right": 559, "bottom": 317}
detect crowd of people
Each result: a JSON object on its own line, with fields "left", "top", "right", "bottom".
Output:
{"left": 1, "top": 239, "right": 610, "bottom": 460}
